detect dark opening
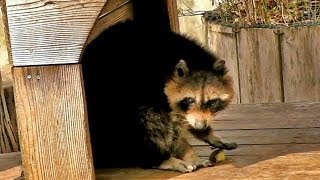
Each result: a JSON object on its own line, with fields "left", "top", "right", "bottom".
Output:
{"left": 81, "top": 0, "right": 174, "bottom": 169}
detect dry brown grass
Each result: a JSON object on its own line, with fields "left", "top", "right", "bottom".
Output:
{"left": 210, "top": 0, "right": 320, "bottom": 26}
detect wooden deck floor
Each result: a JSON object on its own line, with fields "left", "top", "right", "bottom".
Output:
{"left": 1, "top": 102, "right": 320, "bottom": 179}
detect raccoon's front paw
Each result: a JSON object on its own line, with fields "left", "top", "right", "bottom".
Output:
{"left": 209, "top": 141, "right": 238, "bottom": 150}
{"left": 159, "top": 157, "right": 196, "bottom": 173}
{"left": 224, "top": 142, "right": 238, "bottom": 150}
{"left": 193, "top": 159, "right": 213, "bottom": 169}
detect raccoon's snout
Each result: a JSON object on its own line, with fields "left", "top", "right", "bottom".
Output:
{"left": 194, "top": 120, "right": 207, "bottom": 130}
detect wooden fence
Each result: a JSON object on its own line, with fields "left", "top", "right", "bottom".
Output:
{"left": 207, "top": 22, "right": 320, "bottom": 104}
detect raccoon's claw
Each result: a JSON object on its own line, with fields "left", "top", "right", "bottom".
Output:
{"left": 194, "top": 159, "right": 213, "bottom": 168}
{"left": 159, "top": 157, "right": 197, "bottom": 173}
{"left": 224, "top": 142, "right": 238, "bottom": 150}
{"left": 209, "top": 141, "right": 238, "bottom": 150}
{"left": 173, "top": 161, "right": 196, "bottom": 173}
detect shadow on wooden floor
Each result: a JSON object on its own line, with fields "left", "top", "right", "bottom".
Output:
{"left": 1, "top": 102, "right": 320, "bottom": 179}
{"left": 96, "top": 102, "right": 320, "bottom": 179}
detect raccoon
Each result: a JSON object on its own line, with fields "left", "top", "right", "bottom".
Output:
{"left": 82, "top": 17, "right": 236, "bottom": 173}
{"left": 136, "top": 59, "right": 237, "bottom": 173}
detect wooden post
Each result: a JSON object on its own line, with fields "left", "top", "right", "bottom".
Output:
{"left": 166, "top": 0, "right": 180, "bottom": 32}
{"left": 13, "top": 64, "right": 94, "bottom": 179}
{"left": 3, "top": 0, "right": 107, "bottom": 179}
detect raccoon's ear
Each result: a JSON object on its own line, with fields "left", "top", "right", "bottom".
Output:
{"left": 213, "top": 59, "right": 228, "bottom": 76}
{"left": 175, "top": 60, "right": 189, "bottom": 78}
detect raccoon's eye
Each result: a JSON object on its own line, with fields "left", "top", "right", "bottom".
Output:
{"left": 206, "top": 98, "right": 225, "bottom": 111}
{"left": 178, "top": 97, "right": 195, "bottom": 111}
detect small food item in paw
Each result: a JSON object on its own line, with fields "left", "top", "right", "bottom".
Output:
{"left": 209, "top": 149, "right": 226, "bottom": 163}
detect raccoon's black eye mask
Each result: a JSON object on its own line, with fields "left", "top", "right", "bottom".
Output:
{"left": 178, "top": 97, "right": 227, "bottom": 112}
{"left": 178, "top": 97, "right": 195, "bottom": 111}
{"left": 204, "top": 98, "right": 227, "bottom": 112}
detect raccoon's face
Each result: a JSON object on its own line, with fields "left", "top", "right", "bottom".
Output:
{"left": 164, "top": 60, "right": 234, "bottom": 130}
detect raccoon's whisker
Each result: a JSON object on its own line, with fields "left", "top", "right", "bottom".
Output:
{"left": 171, "top": 113, "right": 187, "bottom": 119}
{"left": 179, "top": 118, "right": 189, "bottom": 125}
{"left": 171, "top": 112, "right": 186, "bottom": 116}
{"left": 181, "top": 121, "right": 189, "bottom": 125}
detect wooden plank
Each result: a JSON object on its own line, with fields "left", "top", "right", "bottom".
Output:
{"left": 281, "top": 26, "right": 320, "bottom": 102}
{"left": 0, "top": 69, "right": 18, "bottom": 153}
{"left": 212, "top": 118, "right": 320, "bottom": 130}
{"left": 0, "top": 166, "right": 23, "bottom": 180}
{"left": 0, "top": 152, "right": 22, "bottom": 180}
{"left": 218, "top": 102, "right": 320, "bottom": 118}
{"left": 13, "top": 64, "right": 94, "bottom": 179}
{"left": 171, "top": 152, "right": 320, "bottom": 180}
{"left": 188, "top": 128, "right": 320, "bottom": 146}
{"left": 1, "top": 64, "right": 13, "bottom": 87}
{"left": 95, "top": 151, "right": 320, "bottom": 179}
{"left": 166, "top": 0, "right": 179, "bottom": 32}
{"left": 86, "top": 0, "right": 178, "bottom": 45}
{"left": 193, "top": 144, "right": 320, "bottom": 157}
{"left": 208, "top": 24, "right": 240, "bottom": 104}
{"left": 86, "top": 0, "right": 133, "bottom": 45}
{"left": 237, "top": 28, "right": 283, "bottom": 103}
{"left": 0, "top": 152, "right": 21, "bottom": 171}
{"left": 211, "top": 102, "right": 320, "bottom": 129}
{"left": 3, "top": 85, "right": 17, "bottom": 144}
{"left": 5, "top": 0, "right": 107, "bottom": 66}
{"left": 0, "top": 0, "right": 13, "bottom": 64}
{"left": 88, "top": 102, "right": 320, "bottom": 179}
{"left": 96, "top": 168, "right": 181, "bottom": 180}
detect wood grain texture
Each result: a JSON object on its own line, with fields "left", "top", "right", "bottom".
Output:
{"left": 86, "top": 0, "right": 178, "bottom": 45}
{"left": 166, "top": 0, "right": 179, "bottom": 32}
{"left": 193, "top": 144, "right": 320, "bottom": 157}
{"left": 211, "top": 102, "right": 320, "bottom": 130}
{"left": 177, "top": 102, "right": 320, "bottom": 180}
{"left": 3, "top": 86, "right": 17, "bottom": 144}
{"left": 13, "top": 64, "right": 94, "bottom": 180}
{"left": 171, "top": 153, "right": 320, "bottom": 180}
{"left": 2, "top": 102, "right": 320, "bottom": 180}
{"left": 0, "top": 152, "right": 21, "bottom": 171}
{"left": 96, "top": 102, "right": 320, "bottom": 179}
{"left": 208, "top": 24, "right": 240, "bottom": 104}
{"left": 96, "top": 168, "right": 181, "bottom": 180}
{"left": 237, "top": 28, "right": 283, "bottom": 103}
{"left": 188, "top": 102, "right": 320, "bottom": 144}
{"left": 281, "top": 26, "right": 320, "bottom": 102}
{"left": 0, "top": 0, "right": 13, "bottom": 64}
{"left": 188, "top": 128, "right": 320, "bottom": 146}
{"left": 86, "top": 0, "right": 133, "bottom": 45}
{"left": 0, "top": 69, "right": 19, "bottom": 153}
{"left": 0, "top": 152, "right": 22, "bottom": 180}
{"left": 5, "top": 0, "right": 107, "bottom": 66}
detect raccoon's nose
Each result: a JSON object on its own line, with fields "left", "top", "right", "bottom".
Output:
{"left": 194, "top": 121, "right": 206, "bottom": 130}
